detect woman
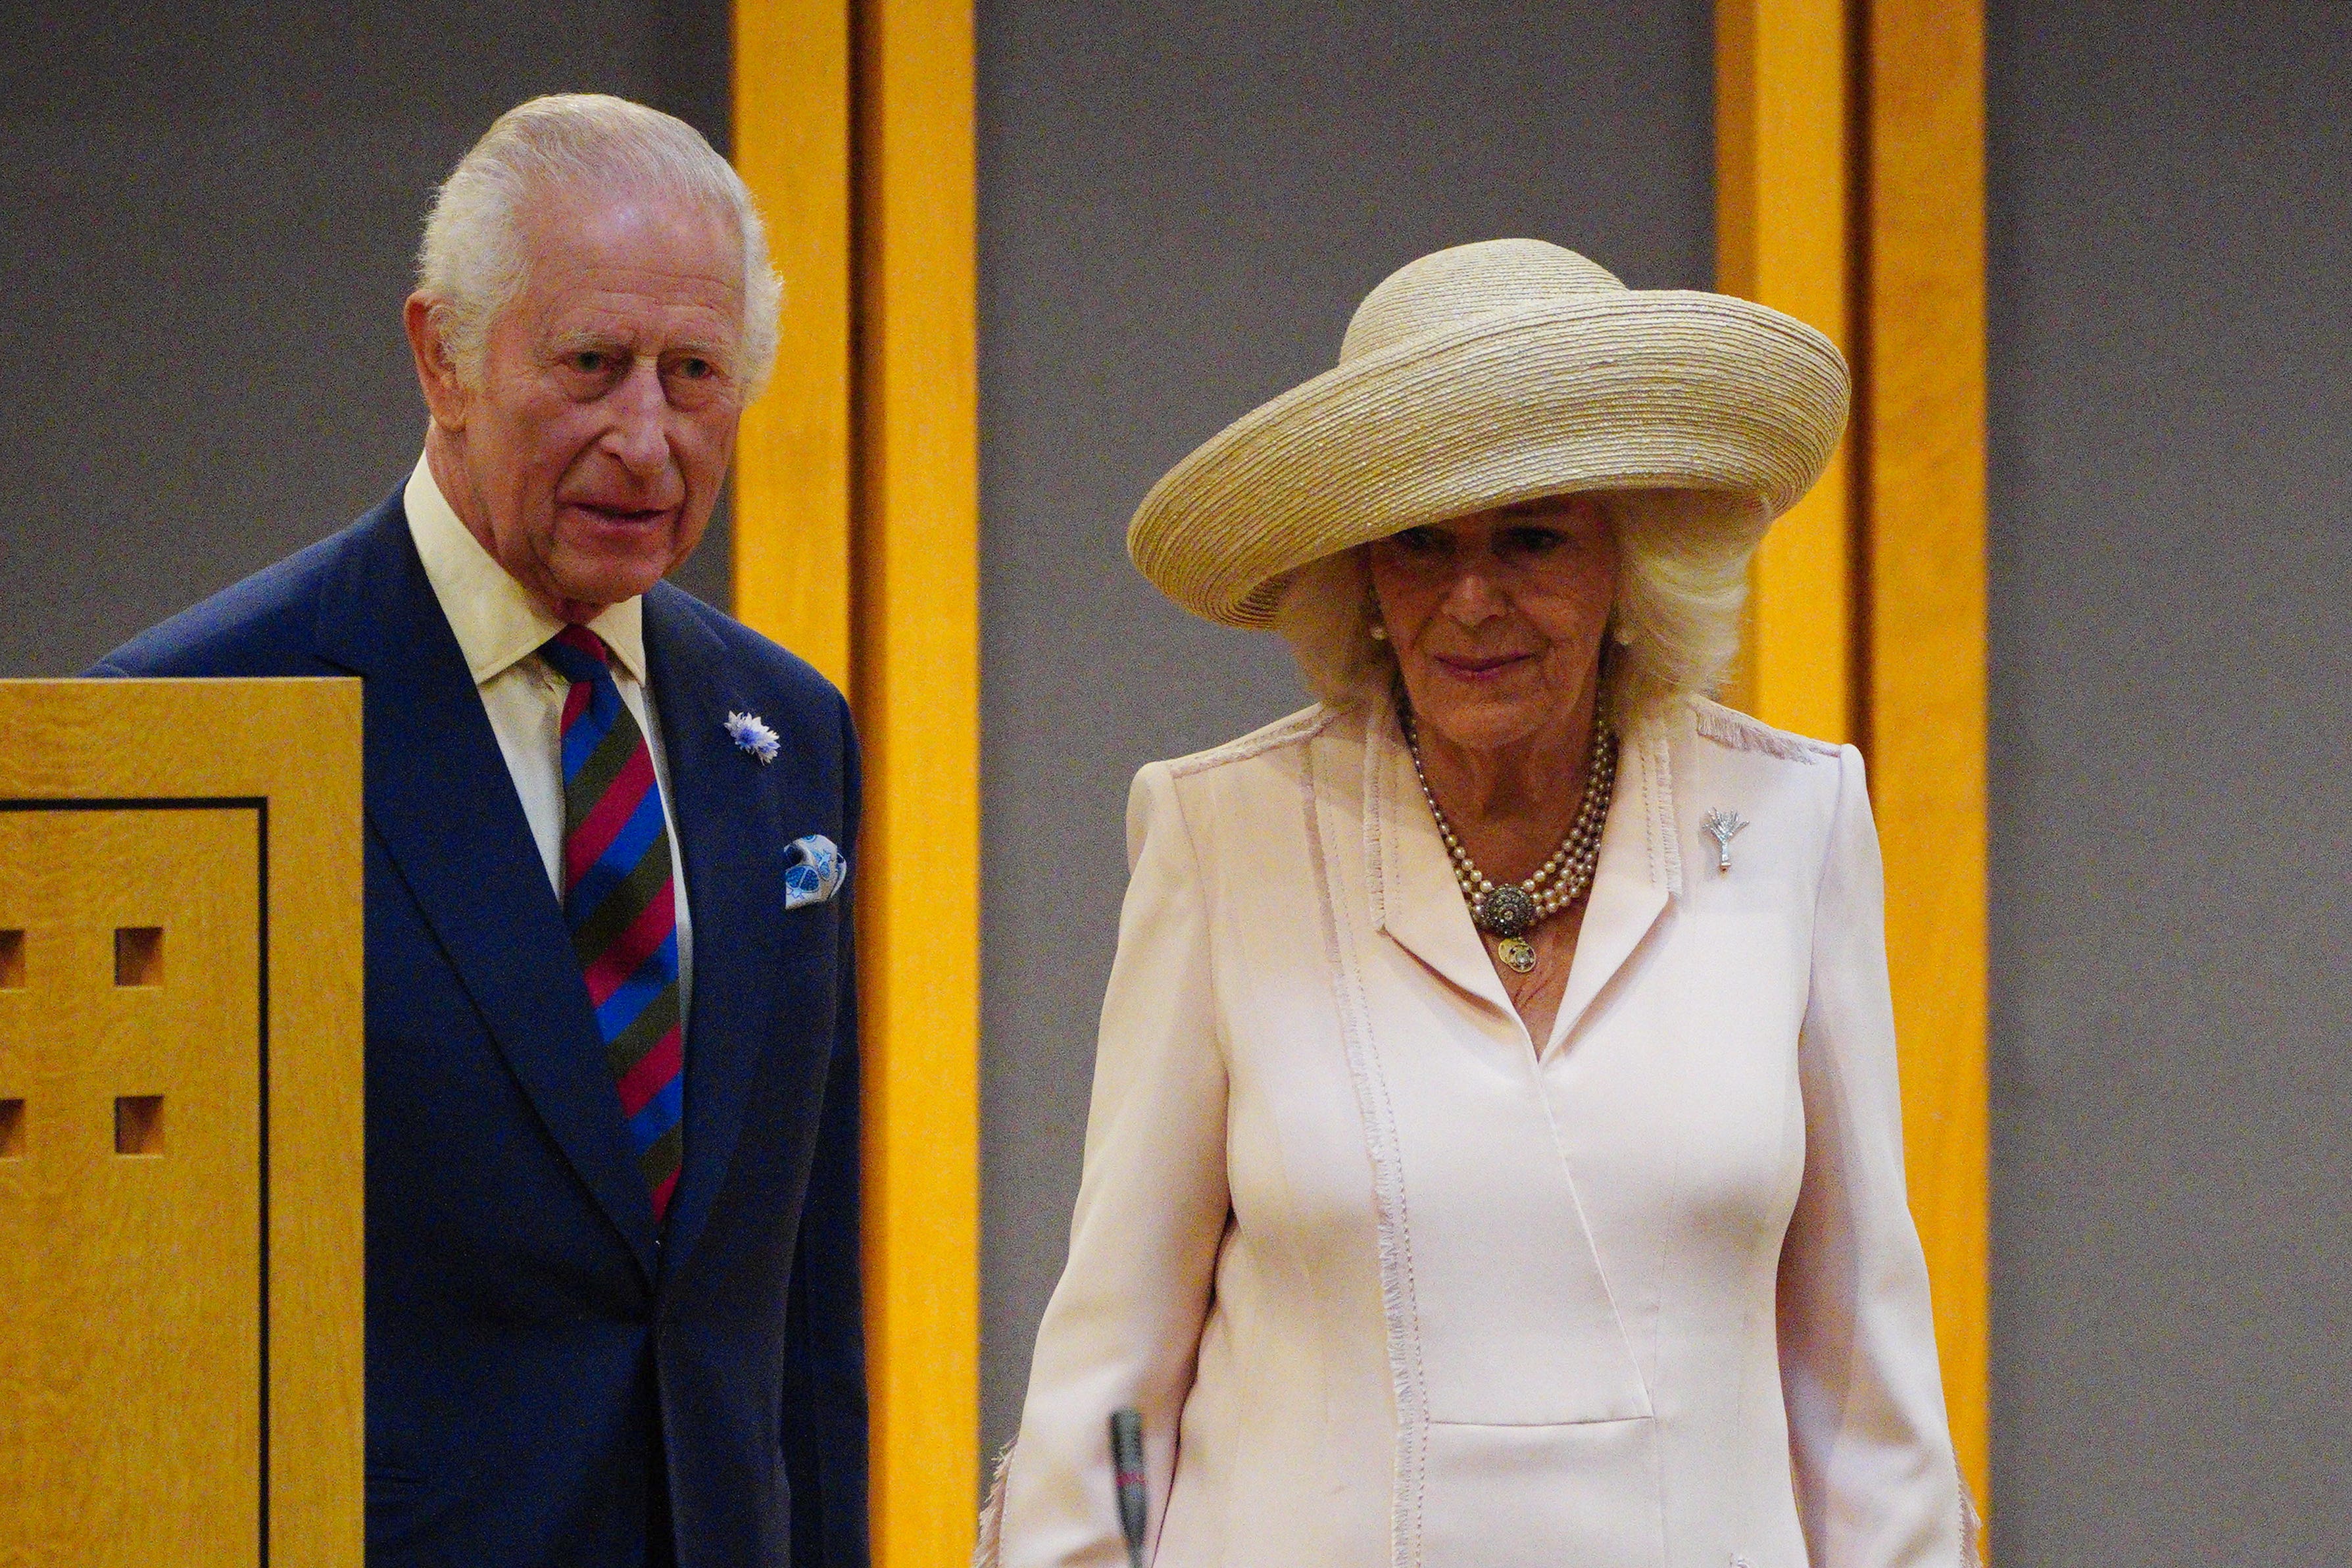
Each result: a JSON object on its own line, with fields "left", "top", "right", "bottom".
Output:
{"left": 984, "top": 240, "right": 1978, "bottom": 1567}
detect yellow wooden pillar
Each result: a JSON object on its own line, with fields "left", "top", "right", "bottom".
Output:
{"left": 735, "top": 0, "right": 981, "bottom": 1559}
{"left": 852, "top": 0, "right": 981, "bottom": 1560}
{"left": 1859, "top": 0, "right": 1992, "bottom": 1513}
{"left": 733, "top": 0, "right": 855, "bottom": 690}
{"left": 1715, "top": 0, "right": 1855, "bottom": 743}
{"left": 1718, "top": 0, "right": 1991, "bottom": 1521}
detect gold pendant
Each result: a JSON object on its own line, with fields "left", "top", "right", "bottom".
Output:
{"left": 1498, "top": 937, "right": 1537, "bottom": 973}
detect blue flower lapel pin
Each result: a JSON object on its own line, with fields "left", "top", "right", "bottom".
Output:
{"left": 784, "top": 834, "right": 848, "bottom": 910}
{"left": 725, "top": 710, "right": 780, "bottom": 764}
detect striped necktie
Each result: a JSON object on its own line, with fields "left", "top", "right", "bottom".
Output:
{"left": 538, "top": 625, "right": 685, "bottom": 1221}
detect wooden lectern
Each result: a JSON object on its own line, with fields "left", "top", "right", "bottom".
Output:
{"left": 0, "top": 678, "right": 362, "bottom": 1566}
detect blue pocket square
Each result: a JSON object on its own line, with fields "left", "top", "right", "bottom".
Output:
{"left": 784, "top": 834, "right": 847, "bottom": 910}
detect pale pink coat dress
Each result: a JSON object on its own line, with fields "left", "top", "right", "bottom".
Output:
{"left": 984, "top": 693, "right": 1972, "bottom": 1568}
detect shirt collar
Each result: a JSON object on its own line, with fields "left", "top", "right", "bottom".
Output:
{"left": 403, "top": 451, "right": 648, "bottom": 687}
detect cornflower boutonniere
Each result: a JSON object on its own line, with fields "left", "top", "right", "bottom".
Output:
{"left": 724, "top": 710, "right": 780, "bottom": 764}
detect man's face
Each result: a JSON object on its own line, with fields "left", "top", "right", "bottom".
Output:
{"left": 436, "top": 184, "right": 746, "bottom": 620}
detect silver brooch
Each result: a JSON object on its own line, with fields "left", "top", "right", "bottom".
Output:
{"left": 1701, "top": 808, "right": 1748, "bottom": 872}
{"left": 724, "top": 710, "right": 781, "bottom": 764}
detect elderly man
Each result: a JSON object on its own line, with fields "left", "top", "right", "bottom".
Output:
{"left": 93, "top": 96, "right": 865, "bottom": 1568}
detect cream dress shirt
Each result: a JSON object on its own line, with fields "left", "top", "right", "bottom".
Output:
{"left": 403, "top": 454, "right": 694, "bottom": 1018}
{"left": 989, "top": 693, "right": 1967, "bottom": 1568}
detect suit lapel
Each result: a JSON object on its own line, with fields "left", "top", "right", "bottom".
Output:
{"left": 641, "top": 587, "right": 796, "bottom": 1271}
{"left": 315, "top": 504, "right": 660, "bottom": 1276}
{"left": 1364, "top": 698, "right": 1519, "bottom": 1018}
{"left": 1548, "top": 712, "right": 1679, "bottom": 1056}
{"left": 1365, "top": 695, "right": 1682, "bottom": 1054}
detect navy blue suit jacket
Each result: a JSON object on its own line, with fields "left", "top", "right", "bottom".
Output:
{"left": 95, "top": 491, "right": 868, "bottom": 1568}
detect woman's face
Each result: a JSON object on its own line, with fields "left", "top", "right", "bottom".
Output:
{"left": 1365, "top": 495, "right": 1621, "bottom": 757}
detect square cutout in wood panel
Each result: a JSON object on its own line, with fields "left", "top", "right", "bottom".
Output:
{"left": 0, "top": 1099, "right": 22, "bottom": 1158}
{"left": 114, "top": 927, "right": 162, "bottom": 987}
{"left": 0, "top": 929, "right": 22, "bottom": 988}
{"left": 114, "top": 1096, "right": 163, "bottom": 1156}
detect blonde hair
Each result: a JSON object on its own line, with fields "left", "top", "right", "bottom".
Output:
{"left": 1272, "top": 489, "right": 1765, "bottom": 729}
{"left": 415, "top": 93, "right": 783, "bottom": 401}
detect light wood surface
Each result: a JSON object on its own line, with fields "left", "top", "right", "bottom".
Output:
{"left": 733, "top": 0, "right": 856, "bottom": 691}
{"left": 1715, "top": 0, "right": 1855, "bottom": 745}
{"left": 0, "top": 677, "right": 364, "bottom": 1567}
{"left": 853, "top": 0, "right": 984, "bottom": 1556}
{"left": 1717, "top": 0, "right": 1990, "bottom": 1524}
{"left": 732, "top": 1, "right": 983, "bottom": 1552}
{"left": 1861, "top": 0, "right": 1992, "bottom": 1515}
{"left": 0, "top": 808, "right": 262, "bottom": 1564}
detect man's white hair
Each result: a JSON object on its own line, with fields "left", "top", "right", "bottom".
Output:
{"left": 416, "top": 93, "right": 782, "bottom": 401}
{"left": 1273, "top": 490, "right": 1761, "bottom": 732}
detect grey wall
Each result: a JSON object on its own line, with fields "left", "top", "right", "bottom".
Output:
{"left": 1986, "top": 3, "right": 2352, "bottom": 1558}
{"left": 975, "top": 0, "right": 1717, "bottom": 1457}
{"left": 0, "top": 0, "right": 733, "bottom": 679}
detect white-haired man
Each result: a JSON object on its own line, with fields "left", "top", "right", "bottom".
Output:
{"left": 95, "top": 95, "right": 866, "bottom": 1568}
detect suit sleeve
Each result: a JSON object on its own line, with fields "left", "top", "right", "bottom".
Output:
{"left": 783, "top": 695, "right": 870, "bottom": 1568}
{"left": 1777, "top": 745, "right": 1972, "bottom": 1567}
{"left": 991, "top": 762, "right": 1232, "bottom": 1567}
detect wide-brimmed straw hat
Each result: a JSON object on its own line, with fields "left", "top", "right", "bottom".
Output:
{"left": 1128, "top": 238, "right": 1850, "bottom": 628}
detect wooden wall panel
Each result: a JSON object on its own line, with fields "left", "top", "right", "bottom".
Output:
{"left": 853, "top": 1, "right": 983, "bottom": 1554}
{"left": 1719, "top": 0, "right": 1991, "bottom": 1523}
{"left": 1716, "top": 0, "right": 1855, "bottom": 745}
{"left": 1860, "top": 0, "right": 1992, "bottom": 1513}
{"left": 736, "top": 1, "right": 983, "bottom": 1557}
{"left": 734, "top": 0, "right": 856, "bottom": 691}
{"left": 0, "top": 810, "right": 264, "bottom": 1566}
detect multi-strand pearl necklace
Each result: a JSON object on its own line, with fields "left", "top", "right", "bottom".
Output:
{"left": 1404, "top": 710, "right": 1619, "bottom": 975}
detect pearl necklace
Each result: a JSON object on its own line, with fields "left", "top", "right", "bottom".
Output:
{"left": 1404, "top": 710, "right": 1619, "bottom": 975}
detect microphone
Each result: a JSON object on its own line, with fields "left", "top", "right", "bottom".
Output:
{"left": 1108, "top": 1407, "right": 1148, "bottom": 1567}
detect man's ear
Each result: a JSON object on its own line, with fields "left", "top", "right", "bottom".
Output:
{"left": 404, "top": 293, "right": 470, "bottom": 432}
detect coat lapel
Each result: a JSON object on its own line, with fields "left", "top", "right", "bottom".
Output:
{"left": 640, "top": 587, "right": 796, "bottom": 1271}
{"left": 1363, "top": 698, "right": 1520, "bottom": 1018}
{"left": 315, "top": 504, "right": 661, "bottom": 1276}
{"left": 1363, "top": 694, "right": 1682, "bottom": 1055}
{"left": 1548, "top": 712, "right": 1680, "bottom": 1056}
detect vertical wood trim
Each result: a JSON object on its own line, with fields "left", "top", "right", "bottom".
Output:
{"left": 1860, "top": 0, "right": 1992, "bottom": 1515}
{"left": 854, "top": 0, "right": 982, "bottom": 1559}
{"left": 1715, "top": 0, "right": 1855, "bottom": 745}
{"left": 263, "top": 686, "right": 368, "bottom": 1568}
{"left": 1721, "top": 0, "right": 1993, "bottom": 1525}
{"left": 736, "top": 1, "right": 981, "bottom": 1552}
{"left": 733, "top": 0, "right": 855, "bottom": 691}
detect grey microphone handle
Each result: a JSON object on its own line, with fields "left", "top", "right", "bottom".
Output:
{"left": 1108, "top": 1407, "right": 1148, "bottom": 1567}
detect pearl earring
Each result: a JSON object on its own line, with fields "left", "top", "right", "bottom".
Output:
{"left": 1369, "top": 623, "right": 1388, "bottom": 641}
